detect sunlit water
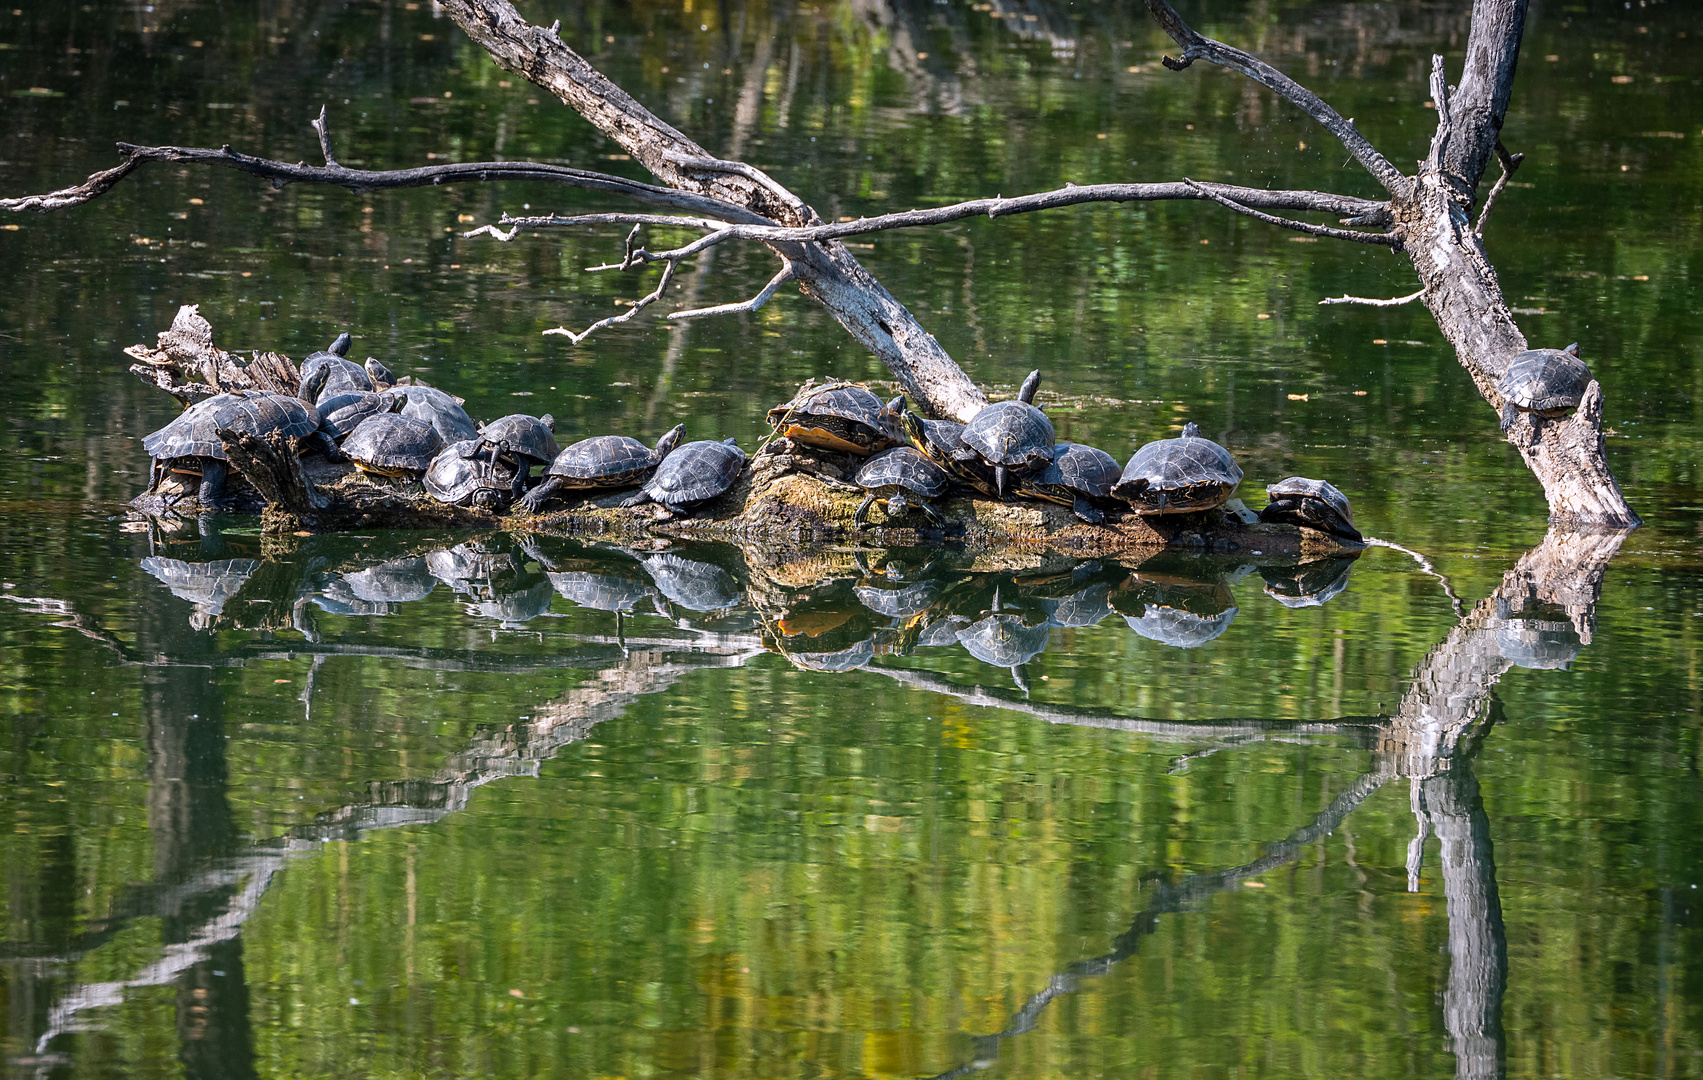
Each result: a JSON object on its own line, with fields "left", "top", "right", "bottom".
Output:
{"left": 2, "top": 2, "right": 1701, "bottom": 1078}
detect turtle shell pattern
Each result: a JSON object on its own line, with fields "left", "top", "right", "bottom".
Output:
{"left": 956, "top": 371, "right": 1055, "bottom": 473}
{"left": 474, "top": 414, "right": 561, "bottom": 465}
{"left": 316, "top": 391, "right": 399, "bottom": 441}
{"left": 391, "top": 385, "right": 480, "bottom": 444}
{"left": 424, "top": 440, "right": 518, "bottom": 507}
{"left": 143, "top": 393, "right": 249, "bottom": 462}
{"left": 854, "top": 446, "right": 954, "bottom": 527}
{"left": 766, "top": 383, "right": 894, "bottom": 456}
{"left": 1497, "top": 344, "right": 1591, "bottom": 429}
{"left": 302, "top": 357, "right": 374, "bottom": 403}
{"left": 547, "top": 425, "right": 684, "bottom": 487}
{"left": 342, "top": 414, "right": 444, "bottom": 474}
{"left": 1258, "top": 476, "right": 1361, "bottom": 542}
{"left": 1112, "top": 422, "right": 1243, "bottom": 514}
{"left": 628, "top": 438, "right": 745, "bottom": 513}
{"left": 1018, "top": 442, "right": 1121, "bottom": 522}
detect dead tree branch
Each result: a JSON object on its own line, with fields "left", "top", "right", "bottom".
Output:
{"left": 1474, "top": 142, "right": 1524, "bottom": 236}
{"left": 1181, "top": 179, "right": 1400, "bottom": 247}
{"left": 1319, "top": 289, "right": 1426, "bottom": 308}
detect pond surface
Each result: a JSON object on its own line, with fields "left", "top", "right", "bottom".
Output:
{"left": 2, "top": 1, "right": 1702, "bottom": 1078}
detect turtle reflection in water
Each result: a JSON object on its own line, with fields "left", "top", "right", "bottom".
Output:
{"left": 1495, "top": 599, "right": 1583, "bottom": 670}
{"left": 139, "top": 556, "right": 261, "bottom": 630}
{"left": 1113, "top": 572, "right": 1239, "bottom": 648}
{"left": 471, "top": 575, "right": 556, "bottom": 630}
{"left": 640, "top": 552, "right": 745, "bottom": 614}
{"left": 956, "top": 587, "right": 1053, "bottom": 695}
{"left": 1259, "top": 556, "right": 1358, "bottom": 608}
{"left": 426, "top": 542, "right": 528, "bottom": 601}
{"left": 342, "top": 557, "right": 438, "bottom": 605}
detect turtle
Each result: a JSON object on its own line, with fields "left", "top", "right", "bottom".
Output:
{"left": 390, "top": 384, "right": 480, "bottom": 444}
{"left": 340, "top": 414, "right": 444, "bottom": 477}
{"left": 313, "top": 391, "right": 401, "bottom": 459}
{"left": 878, "top": 396, "right": 999, "bottom": 497}
{"left": 766, "top": 382, "right": 896, "bottom": 456}
{"left": 1257, "top": 477, "right": 1363, "bottom": 542}
{"left": 423, "top": 439, "right": 520, "bottom": 510}
{"left": 517, "top": 424, "right": 686, "bottom": 514}
{"left": 363, "top": 356, "right": 397, "bottom": 390}
{"left": 853, "top": 447, "right": 954, "bottom": 528}
{"left": 466, "top": 414, "right": 561, "bottom": 499}
{"left": 1497, "top": 342, "right": 1593, "bottom": 431}
{"left": 142, "top": 390, "right": 321, "bottom": 509}
{"left": 953, "top": 369, "right": 1056, "bottom": 500}
{"left": 298, "top": 333, "right": 374, "bottom": 403}
{"left": 1112, "top": 422, "right": 1243, "bottom": 514}
{"left": 1015, "top": 442, "right": 1123, "bottom": 524}
{"left": 621, "top": 438, "right": 746, "bottom": 519}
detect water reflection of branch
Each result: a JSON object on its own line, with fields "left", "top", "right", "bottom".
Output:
{"left": 1366, "top": 536, "right": 1467, "bottom": 617}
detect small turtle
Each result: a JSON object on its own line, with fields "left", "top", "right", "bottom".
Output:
{"left": 466, "top": 413, "right": 561, "bottom": 499}
{"left": 879, "top": 396, "right": 998, "bottom": 497}
{"left": 1257, "top": 477, "right": 1362, "bottom": 542}
{"left": 1497, "top": 342, "right": 1592, "bottom": 431}
{"left": 423, "top": 439, "right": 519, "bottom": 510}
{"left": 341, "top": 414, "right": 444, "bottom": 477}
{"left": 390, "top": 384, "right": 480, "bottom": 444}
{"left": 1016, "top": 442, "right": 1122, "bottom": 523}
{"left": 363, "top": 356, "right": 397, "bottom": 390}
{"left": 621, "top": 438, "right": 745, "bottom": 519}
{"left": 1112, "top": 422, "right": 1243, "bottom": 514}
{"left": 517, "top": 424, "right": 685, "bottom": 514}
{"left": 766, "top": 382, "right": 896, "bottom": 456}
{"left": 298, "top": 333, "right": 374, "bottom": 402}
{"left": 853, "top": 447, "right": 954, "bottom": 528}
{"left": 313, "top": 391, "right": 400, "bottom": 459}
{"left": 954, "top": 370, "right": 1056, "bottom": 499}
{"left": 142, "top": 390, "right": 321, "bottom": 508}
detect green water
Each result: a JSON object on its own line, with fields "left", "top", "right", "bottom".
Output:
{"left": 3, "top": 2, "right": 1702, "bottom": 1078}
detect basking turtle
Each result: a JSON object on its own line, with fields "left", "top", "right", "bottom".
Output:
{"left": 314, "top": 391, "right": 400, "bottom": 459}
{"left": 1016, "top": 442, "right": 1122, "bottom": 524}
{"left": 1257, "top": 477, "right": 1362, "bottom": 542}
{"left": 853, "top": 447, "right": 953, "bottom": 528}
{"left": 879, "top": 396, "right": 998, "bottom": 497}
{"left": 1497, "top": 342, "right": 1592, "bottom": 431}
{"left": 390, "top": 384, "right": 480, "bottom": 444}
{"left": 766, "top": 382, "right": 895, "bottom": 456}
{"left": 142, "top": 390, "right": 321, "bottom": 509}
{"left": 953, "top": 369, "right": 1056, "bottom": 499}
{"left": 423, "top": 439, "right": 519, "bottom": 510}
{"left": 621, "top": 438, "right": 745, "bottom": 519}
{"left": 466, "top": 414, "right": 560, "bottom": 499}
{"left": 298, "top": 333, "right": 374, "bottom": 403}
{"left": 517, "top": 424, "right": 686, "bottom": 514}
{"left": 1112, "top": 422, "right": 1242, "bottom": 514}
{"left": 340, "top": 414, "right": 444, "bottom": 477}
{"left": 363, "top": 356, "right": 397, "bottom": 390}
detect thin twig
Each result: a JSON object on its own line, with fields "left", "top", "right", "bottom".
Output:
{"left": 1319, "top": 289, "right": 1426, "bottom": 307}
{"left": 1141, "top": 0, "right": 1408, "bottom": 197}
{"left": 310, "top": 104, "right": 339, "bottom": 168}
{"left": 1183, "top": 180, "right": 1401, "bottom": 248}
{"left": 1473, "top": 141, "right": 1524, "bottom": 236}
{"left": 668, "top": 262, "right": 795, "bottom": 321}
{"left": 542, "top": 260, "right": 680, "bottom": 344}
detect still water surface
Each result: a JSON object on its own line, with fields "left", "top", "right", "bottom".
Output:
{"left": 2, "top": 1, "right": 1701, "bottom": 1077}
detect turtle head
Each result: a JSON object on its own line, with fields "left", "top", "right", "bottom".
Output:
{"left": 539, "top": 414, "right": 556, "bottom": 432}
{"left": 1018, "top": 369, "right": 1042, "bottom": 405}
{"left": 1563, "top": 342, "right": 1581, "bottom": 357}
{"left": 328, "top": 331, "right": 352, "bottom": 357}
{"left": 655, "top": 424, "right": 686, "bottom": 457}
{"left": 879, "top": 395, "right": 928, "bottom": 450}
{"left": 1181, "top": 421, "right": 1201, "bottom": 439}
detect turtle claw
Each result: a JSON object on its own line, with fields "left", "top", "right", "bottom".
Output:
{"left": 1499, "top": 402, "right": 1518, "bottom": 432}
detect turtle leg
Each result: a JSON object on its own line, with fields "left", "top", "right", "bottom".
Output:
{"left": 619, "top": 490, "right": 653, "bottom": 510}
{"left": 197, "top": 459, "right": 230, "bottom": 510}
{"left": 854, "top": 492, "right": 877, "bottom": 528}
{"left": 993, "top": 464, "right": 1009, "bottom": 500}
{"left": 519, "top": 476, "right": 560, "bottom": 514}
{"left": 1499, "top": 402, "right": 1518, "bottom": 432}
{"left": 313, "top": 430, "right": 348, "bottom": 462}
{"left": 918, "top": 499, "right": 947, "bottom": 527}
{"left": 1072, "top": 497, "right": 1105, "bottom": 525}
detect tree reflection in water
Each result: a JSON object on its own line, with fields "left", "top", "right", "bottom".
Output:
{"left": 7, "top": 526, "right": 1624, "bottom": 1080}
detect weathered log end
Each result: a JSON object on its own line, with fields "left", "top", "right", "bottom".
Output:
{"left": 1512, "top": 381, "right": 1643, "bottom": 530}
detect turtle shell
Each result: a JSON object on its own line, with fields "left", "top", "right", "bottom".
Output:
{"left": 316, "top": 391, "right": 399, "bottom": 442}
{"left": 143, "top": 393, "right": 248, "bottom": 461}
{"left": 342, "top": 414, "right": 444, "bottom": 475}
{"left": 343, "top": 557, "right": 437, "bottom": 604}
{"left": 1260, "top": 556, "right": 1356, "bottom": 608}
{"left": 1018, "top": 442, "right": 1121, "bottom": 521}
{"left": 391, "top": 385, "right": 480, "bottom": 444}
{"left": 301, "top": 357, "right": 374, "bottom": 403}
{"left": 474, "top": 414, "right": 560, "bottom": 465}
{"left": 631, "top": 438, "right": 745, "bottom": 511}
{"left": 956, "top": 371, "right": 1055, "bottom": 471}
{"left": 1112, "top": 422, "right": 1242, "bottom": 514}
{"left": 546, "top": 424, "right": 684, "bottom": 487}
{"left": 855, "top": 447, "right": 953, "bottom": 499}
{"left": 766, "top": 383, "right": 894, "bottom": 456}
{"left": 1258, "top": 476, "right": 1361, "bottom": 542}
{"left": 880, "top": 397, "right": 999, "bottom": 497}
{"left": 1499, "top": 344, "right": 1591, "bottom": 414}
{"left": 424, "top": 439, "right": 517, "bottom": 508}
{"left": 548, "top": 569, "right": 658, "bottom": 613}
